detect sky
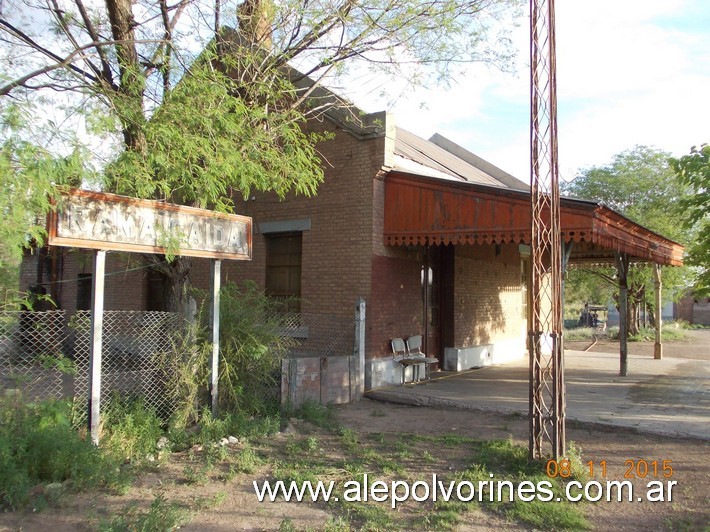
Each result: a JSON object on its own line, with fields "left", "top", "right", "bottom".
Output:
{"left": 350, "top": 0, "right": 710, "bottom": 184}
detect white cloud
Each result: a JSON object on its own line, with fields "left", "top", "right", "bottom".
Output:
{"left": 352, "top": 0, "right": 710, "bottom": 183}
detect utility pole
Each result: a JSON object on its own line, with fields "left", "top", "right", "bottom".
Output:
{"left": 529, "top": 0, "right": 565, "bottom": 460}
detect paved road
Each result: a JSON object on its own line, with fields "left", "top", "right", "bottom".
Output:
{"left": 369, "top": 349, "right": 709, "bottom": 440}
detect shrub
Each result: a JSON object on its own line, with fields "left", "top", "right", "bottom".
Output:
{"left": 160, "top": 281, "right": 296, "bottom": 431}
{"left": 101, "top": 395, "right": 164, "bottom": 464}
{"left": 216, "top": 281, "right": 296, "bottom": 416}
{"left": 563, "top": 327, "right": 595, "bottom": 342}
{"left": 0, "top": 396, "right": 123, "bottom": 509}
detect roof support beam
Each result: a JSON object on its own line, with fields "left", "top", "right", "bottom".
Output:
{"left": 615, "top": 252, "right": 630, "bottom": 377}
{"left": 654, "top": 264, "right": 663, "bottom": 360}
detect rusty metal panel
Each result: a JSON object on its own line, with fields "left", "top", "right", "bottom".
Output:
{"left": 383, "top": 174, "right": 683, "bottom": 267}
{"left": 591, "top": 208, "right": 684, "bottom": 266}
{"left": 384, "top": 175, "right": 533, "bottom": 246}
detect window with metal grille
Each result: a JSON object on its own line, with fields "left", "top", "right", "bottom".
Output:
{"left": 265, "top": 233, "right": 302, "bottom": 313}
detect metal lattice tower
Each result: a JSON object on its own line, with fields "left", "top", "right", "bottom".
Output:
{"left": 529, "top": 0, "right": 565, "bottom": 460}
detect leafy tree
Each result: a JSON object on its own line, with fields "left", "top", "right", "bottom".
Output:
{"left": 562, "top": 145, "right": 694, "bottom": 335}
{"left": 671, "top": 144, "right": 710, "bottom": 295}
{"left": 0, "top": 104, "right": 95, "bottom": 304}
{"left": 1, "top": 0, "right": 521, "bottom": 310}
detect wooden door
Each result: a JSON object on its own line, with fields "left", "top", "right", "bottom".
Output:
{"left": 423, "top": 246, "right": 442, "bottom": 362}
{"left": 423, "top": 245, "right": 454, "bottom": 365}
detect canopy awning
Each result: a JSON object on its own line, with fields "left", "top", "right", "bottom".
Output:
{"left": 383, "top": 172, "right": 684, "bottom": 266}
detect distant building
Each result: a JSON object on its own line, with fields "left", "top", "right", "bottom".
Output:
{"left": 675, "top": 295, "right": 710, "bottom": 326}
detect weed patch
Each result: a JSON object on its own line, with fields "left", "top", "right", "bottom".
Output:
{"left": 253, "top": 428, "right": 589, "bottom": 531}
{"left": 98, "top": 494, "right": 190, "bottom": 531}
{"left": 102, "top": 395, "right": 164, "bottom": 464}
{"left": 0, "top": 396, "right": 129, "bottom": 510}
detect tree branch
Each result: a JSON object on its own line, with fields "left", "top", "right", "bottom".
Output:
{"left": 0, "top": 18, "right": 99, "bottom": 86}
{"left": 578, "top": 268, "right": 617, "bottom": 286}
{"left": 0, "top": 37, "right": 163, "bottom": 97}
{"left": 73, "top": 0, "right": 118, "bottom": 90}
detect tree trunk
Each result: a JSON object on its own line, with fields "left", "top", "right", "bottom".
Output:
{"left": 105, "top": 0, "right": 147, "bottom": 153}
{"left": 145, "top": 255, "right": 192, "bottom": 313}
{"left": 627, "top": 299, "right": 639, "bottom": 337}
{"left": 625, "top": 282, "right": 646, "bottom": 337}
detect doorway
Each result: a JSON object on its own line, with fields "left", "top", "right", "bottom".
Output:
{"left": 422, "top": 245, "right": 454, "bottom": 365}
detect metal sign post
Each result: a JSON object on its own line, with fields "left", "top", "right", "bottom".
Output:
{"left": 210, "top": 259, "right": 222, "bottom": 416}
{"left": 88, "top": 250, "right": 106, "bottom": 445}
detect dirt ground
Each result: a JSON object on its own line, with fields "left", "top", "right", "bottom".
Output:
{"left": 1, "top": 334, "right": 708, "bottom": 531}
{"left": 566, "top": 328, "right": 710, "bottom": 360}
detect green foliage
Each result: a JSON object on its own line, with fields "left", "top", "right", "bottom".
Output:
{"left": 563, "top": 145, "right": 687, "bottom": 241}
{"left": 564, "top": 268, "right": 616, "bottom": 310}
{"left": 0, "top": 104, "right": 97, "bottom": 301}
{"left": 671, "top": 144, "right": 710, "bottom": 229}
{"left": 159, "top": 282, "right": 293, "bottom": 431}
{"left": 215, "top": 281, "right": 296, "bottom": 416}
{"left": 671, "top": 144, "right": 710, "bottom": 294}
{"left": 562, "top": 146, "right": 695, "bottom": 332}
{"left": 37, "top": 352, "right": 77, "bottom": 376}
{"left": 627, "top": 325, "right": 689, "bottom": 343}
{"left": 563, "top": 327, "right": 597, "bottom": 342}
{"left": 232, "top": 444, "right": 263, "bottom": 474}
{"left": 465, "top": 439, "right": 589, "bottom": 530}
{"left": 502, "top": 498, "right": 588, "bottom": 531}
{"left": 289, "top": 399, "right": 339, "bottom": 430}
{"left": 223, "top": 410, "right": 282, "bottom": 439}
{"left": 156, "top": 324, "right": 211, "bottom": 430}
{"left": 107, "top": 56, "right": 327, "bottom": 210}
{"left": 101, "top": 395, "right": 164, "bottom": 464}
{"left": 0, "top": 396, "right": 126, "bottom": 510}
{"left": 99, "top": 494, "right": 190, "bottom": 532}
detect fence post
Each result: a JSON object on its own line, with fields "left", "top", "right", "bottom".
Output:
{"left": 353, "top": 297, "right": 366, "bottom": 400}
{"left": 210, "top": 259, "right": 221, "bottom": 416}
{"left": 88, "top": 250, "right": 106, "bottom": 445}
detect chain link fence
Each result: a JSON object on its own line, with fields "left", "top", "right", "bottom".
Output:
{"left": 206, "top": 310, "right": 357, "bottom": 414}
{"left": 0, "top": 310, "right": 70, "bottom": 401}
{"left": 280, "top": 312, "right": 356, "bottom": 358}
{"left": 1, "top": 306, "right": 360, "bottom": 419}
{"left": 0, "top": 309, "right": 184, "bottom": 420}
{"left": 70, "top": 310, "right": 184, "bottom": 420}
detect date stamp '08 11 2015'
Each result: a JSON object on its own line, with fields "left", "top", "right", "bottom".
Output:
{"left": 546, "top": 459, "right": 674, "bottom": 479}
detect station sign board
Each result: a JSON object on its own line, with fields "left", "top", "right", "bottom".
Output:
{"left": 48, "top": 188, "right": 252, "bottom": 260}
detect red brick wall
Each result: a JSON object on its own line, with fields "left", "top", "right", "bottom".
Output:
{"left": 691, "top": 297, "right": 710, "bottom": 326}
{"left": 215, "top": 118, "right": 384, "bottom": 321}
{"left": 366, "top": 242, "right": 527, "bottom": 359}
{"left": 369, "top": 252, "right": 425, "bottom": 358}
{"left": 674, "top": 295, "right": 694, "bottom": 323}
